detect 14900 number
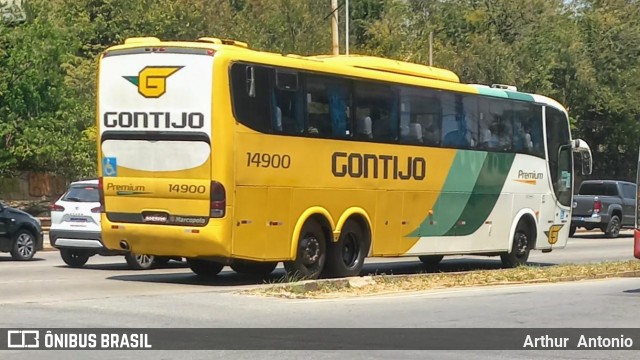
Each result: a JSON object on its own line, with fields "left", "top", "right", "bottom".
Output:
{"left": 246, "top": 152, "right": 291, "bottom": 169}
{"left": 169, "top": 184, "right": 206, "bottom": 193}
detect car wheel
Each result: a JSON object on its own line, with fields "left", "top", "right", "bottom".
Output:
{"left": 604, "top": 216, "right": 621, "bottom": 238}
{"left": 60, "top": 249, "right": 90, "bottom": 268}
{"left": 10, "top": 229, "right": 36, "bottom": 261}
{"left": 569, "top": 226, "right": 577, "bottom": 237}
{"left": 152, "top": 256, "right": 172, "bottom": 268}
{"left": 125, "top": 252, "right": 156, "bottom": 270}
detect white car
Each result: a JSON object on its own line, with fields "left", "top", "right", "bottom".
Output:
{"left": 49, "top": 179, "right": 170, "bottom": 269}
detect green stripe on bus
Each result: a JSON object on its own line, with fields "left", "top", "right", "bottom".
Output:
{"left": 474, "top": 87, "right": 508, "bottom": 98}
{"left": 408, "top": 150, "right": 487, "bottom": 237}
{"left": 505, "top": 91, "right": 535, "bottom": 102}
{"left": 444, "top": 152, "right": 516, "bottom": 236}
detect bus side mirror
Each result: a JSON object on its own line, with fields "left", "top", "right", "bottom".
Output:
{"left": 572, "top": 138, "right": 592, "bottom": 176}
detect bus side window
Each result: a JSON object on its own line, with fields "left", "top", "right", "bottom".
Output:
{"left": 304, "top": 75, "right": 350, "bottom": 138}
{"left": 272, "top": 70, "right": 304, "bottom": 135}
{"left": 231, "top": 63, "right": 272, "bottom": 133}
{"left": 354, "top": 81, "right": 396, "bottom": 142}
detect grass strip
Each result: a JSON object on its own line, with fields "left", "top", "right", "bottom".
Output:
{"left": 243, "top": 261, "right": 640, "bottom": 299}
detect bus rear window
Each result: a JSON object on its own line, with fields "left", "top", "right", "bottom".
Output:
{"left": 101, "top": 139, "right": 210, "bottom": 172}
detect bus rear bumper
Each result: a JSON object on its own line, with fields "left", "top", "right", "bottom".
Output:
{"left": 101, "top": 219, "right": 231, "bottom": 258}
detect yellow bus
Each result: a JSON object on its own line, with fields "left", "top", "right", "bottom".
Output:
{"left": 97, "top": 36, "right": 593, "bottom": 279}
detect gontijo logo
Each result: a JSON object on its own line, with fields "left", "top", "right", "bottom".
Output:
{"left": 123, "top": 66, "right": 182, "bottom": 98}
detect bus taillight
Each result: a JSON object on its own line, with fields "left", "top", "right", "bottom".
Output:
{"left": 98, "top": 177, "right": 105, "bottom": 213}
{"left": 210, "top": 181, "right": 226, "bottom": 218}
{"left": 593, "top": 197, "right": 602, "bottom": 214}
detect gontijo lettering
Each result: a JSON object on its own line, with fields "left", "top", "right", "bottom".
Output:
{"left": 332, "top": 152, "right": 426, "bottom": 180}
{"left": 103, "top": 111, "right": 204, "bottom": 129}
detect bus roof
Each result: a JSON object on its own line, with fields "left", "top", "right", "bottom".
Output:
{"left": 106, "top": 36, "right": 568, "bottom": 113}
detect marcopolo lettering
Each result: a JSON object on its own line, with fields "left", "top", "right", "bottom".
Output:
{"left": 103, "top": 111, "right": 205, "bottom": 129}
{"left": 332, "top": 152, "right": 426, "bottom": 180}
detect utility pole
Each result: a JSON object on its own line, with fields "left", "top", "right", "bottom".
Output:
{"left": 429, "top": 31, "right": 433, "bottom": 66}
{"left": 345, "top": 0, "right": 350, "bottom": 55}
{"left": 331, "top": 0, "right": 339, "bottom": 55}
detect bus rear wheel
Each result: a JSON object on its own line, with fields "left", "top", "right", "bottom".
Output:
{"left": 284, "top": 219, "right": 327, "bottom": 280}
{"left": 418, "top": 255, "right": 444, "bottom": 267}
{"left": 501, "top": 221, "right": 531, "bottom": 268}
{"left": 231, "top": 260, "right": 278, "bottom": 277}
{"left": 325, "top": 220, "right": 369, "bottom": 278}
{"left": 188, "top": 259, "right": 225, "bottom": 278}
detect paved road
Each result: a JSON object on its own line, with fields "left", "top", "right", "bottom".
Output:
{"left": 1, "top": 232, "right": 638, "bottom": 359}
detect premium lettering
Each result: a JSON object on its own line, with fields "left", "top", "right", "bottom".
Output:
{"left": 103, "top": 111, "right": 205, "bottom": 129}
{"left": 518, "top": 170, "right": 543, "bottom": 180}
{"left": 332, "top": 152, "right": 426, "bottom": 180}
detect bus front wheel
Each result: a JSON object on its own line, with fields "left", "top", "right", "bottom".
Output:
{"left": 501, "top": 221, "right": 531, "bottom": 268}
{"left": 325, "top": 220, "right": 369, "bottom": 278}
{"left": 284, "top": 219, "right": 327, "bottom": 280}
{"left": 188, "top": 259, "right": 224, "bottom": 278}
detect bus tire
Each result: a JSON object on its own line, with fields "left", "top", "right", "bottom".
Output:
{"left": 325, "top": 220, "right": 369, "bottom": 278}
{"left": 231, "top": 260, "right": 278, "bottom": 277}
{"left": 187, "top": 259, "right": 224, "bottom": 278}
{"left": 501, "top": 221, "right": 531, "bottom": 268}
{"left": 418, "top": 255, "right": 444, "bottom": 267}
{"left": 284, "top": 219, "right": 327, "bottom": 280}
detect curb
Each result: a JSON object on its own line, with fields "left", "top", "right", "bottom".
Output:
{"left": 252, "top": 269, "right": 640, "bottom": 298}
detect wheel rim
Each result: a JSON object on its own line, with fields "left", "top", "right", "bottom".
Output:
{"left": 341, "top": 232, "right": 360, "bottom": 268}
{"left": 16, "top": 233, "right": 34, "bottom": 258}
{"left": 300, "top": 233, "right": 320, "bottom": 268}
{"left": 611, "top": 219, "right": 620, "bottom": 237}
{"left": 136, "top": 254, "right": 154, "bottom": 267}
{"left": 514, "top": 232, "right": 528, "bottom": 258}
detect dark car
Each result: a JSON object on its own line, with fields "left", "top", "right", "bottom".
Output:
{"left": 0, "top": 201, "right": 44, "bottom": 260}
{"left": 571, "top": 180, "right": 636, "bottom": 238}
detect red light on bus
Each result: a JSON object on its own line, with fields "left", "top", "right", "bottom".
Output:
{"left": 210, "top": 181, "right": 226, "bottom": 218}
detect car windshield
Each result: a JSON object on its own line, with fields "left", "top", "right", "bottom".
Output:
{"left": 62, "top": 185, "right": 99, "bottom": 202}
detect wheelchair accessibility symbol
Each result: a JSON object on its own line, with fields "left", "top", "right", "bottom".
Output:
{"left": 103, "top": 157, "right": 118, "bottom": 177}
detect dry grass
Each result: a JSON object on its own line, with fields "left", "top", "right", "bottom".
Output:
{"left": 244, "top": 261, "right": 640, "bottom": 299}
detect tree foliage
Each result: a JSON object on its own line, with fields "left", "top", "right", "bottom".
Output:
{"left": 0, "top": 0, "right": 638, "bottom": 180}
